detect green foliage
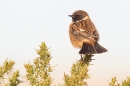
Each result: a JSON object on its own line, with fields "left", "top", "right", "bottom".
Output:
{"left": 0, "top": 59, "right": 15, "bottom": 78}
{"left": 79, "top": 54, "right": 94, "bottom": 64}
{"left": 122, "top": 77, "right": 130, "bottom": 86}
{"left": 109, "top": 77, "right": 120, "bottom": 86}
{"left": 0, "top": 59, "right": 20, "bottom": 86}
{"left": 109, "top": 77, "right": 130, "bottom": 86}
{"left": 0, "top": 42, "right": 130, "bottom": 86}
{"left": 6, "top": 70, "right": 20, "bottom": 86}
{"left": 24, "top": 42, "right": 53, "bottom": 86}
{"left": 60, "top": 55, "right": 91, "bottom": 86}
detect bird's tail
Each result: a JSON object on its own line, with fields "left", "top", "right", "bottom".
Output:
{"left": 79, "top": 42, "right": 107, "bottom": 54}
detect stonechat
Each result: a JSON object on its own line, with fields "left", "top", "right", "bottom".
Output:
{"left": 68, "top": 10, "right": 107, "bottom": 55}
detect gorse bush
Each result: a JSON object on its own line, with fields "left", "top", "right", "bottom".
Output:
{"left": 0, "top": 59, "right": 20, "bottom": 86}
{"left": 24, "top": 42, "right": 53, "bottom": 86}
{"left": 109, "top": 77, "right": 130, "bottom": 86}
{"left": 0, "top": 42, "right": 129, "bottom": 86}
{"left": 60, "top": 60, "right": 89, "bottom": 86}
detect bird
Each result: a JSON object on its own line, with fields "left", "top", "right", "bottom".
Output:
{"left": 68, "top": 10, "right": 107, "bottom": 58}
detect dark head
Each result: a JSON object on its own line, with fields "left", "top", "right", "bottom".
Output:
{"left": 68, "top": 10, "right": 88, "bottom": 22}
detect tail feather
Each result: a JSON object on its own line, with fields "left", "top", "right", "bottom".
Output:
{"left": 79, "top": 42, "right": 107, "bottom": 54}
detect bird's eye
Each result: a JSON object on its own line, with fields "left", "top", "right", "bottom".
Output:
{"left": 76, "top": 15, "right": 82, "bottom": 18}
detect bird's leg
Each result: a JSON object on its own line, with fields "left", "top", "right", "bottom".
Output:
{"left": 80, "top": 54, "right": 83, "bottom": 61}
{"left": 80, "top": 54, "right": 82, "bottom": 59}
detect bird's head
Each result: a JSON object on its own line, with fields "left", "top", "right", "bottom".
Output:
{"left": 68, "top": 10, "right": 88, "bottom": 22}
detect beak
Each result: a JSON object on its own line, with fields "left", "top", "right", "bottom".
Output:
{"left": 68, "top": 15, "right": 73, "bottom": 17}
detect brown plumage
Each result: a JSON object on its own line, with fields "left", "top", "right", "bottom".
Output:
{"left": 68, "top": 10, "right": 107, "bottom": 55}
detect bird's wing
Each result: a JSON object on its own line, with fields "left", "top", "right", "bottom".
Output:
{"left": 72, "top": 17, "right": 100, "bottom": 42}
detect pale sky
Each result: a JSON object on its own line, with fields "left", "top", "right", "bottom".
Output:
{"left": 0, "top": 0, "right": 130, "bottom": 86}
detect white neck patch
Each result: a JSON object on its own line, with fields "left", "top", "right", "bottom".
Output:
{"left": 82, "top": 16, "right": 89, "bottom": 20}
{"left": 76, "top": 16, "right": 89, "bottom": 23}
